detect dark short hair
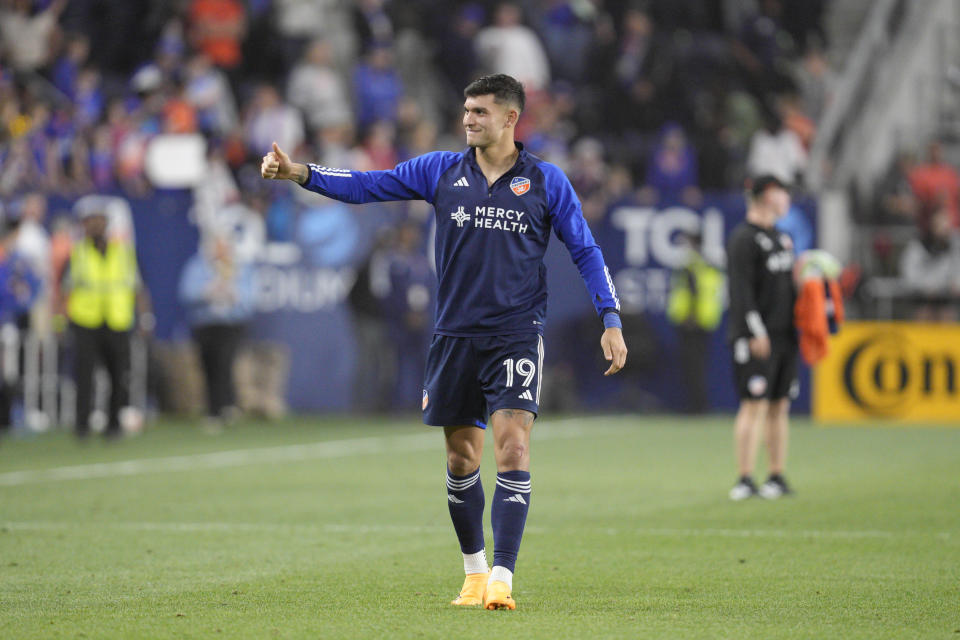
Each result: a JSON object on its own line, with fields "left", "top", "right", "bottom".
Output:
{"left": 748, "top": 174, "right": 789, "bottom": 199}
{"left": 464, "top": 74, "right": 525, "bottom": 112}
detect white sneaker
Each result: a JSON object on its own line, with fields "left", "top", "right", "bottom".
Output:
{"left": 758, "top": 479, "right": 783, "bottom": 500}
{"left": 729, "top": 477, "right": 758, "bottom": 501}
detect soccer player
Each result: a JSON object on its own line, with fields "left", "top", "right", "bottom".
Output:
{"left": 261, "top": 74, "right": 627, "bottom": 609}
{"left": 725, "top": 175, "right": 798, "bottom": 501}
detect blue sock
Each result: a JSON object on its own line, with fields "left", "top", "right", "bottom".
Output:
{"left": 446, "top": 468, "right": 485, "bottom": 556}
{"left": 491, "top": 470, "right": 531, "bottom": 573}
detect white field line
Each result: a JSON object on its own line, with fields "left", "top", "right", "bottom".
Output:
{"left": 1, "top": 520, "right": 951, "bottom": 541}
{"left": 0, "top": 419, "right": 623, "bottom": 487}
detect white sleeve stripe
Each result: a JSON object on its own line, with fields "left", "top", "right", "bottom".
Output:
{"left": 604, "top": 266, "right": 620, "bottom": 310}
{"left": 746, "top": 311, "right": 768, "bottom": 338}
{"left": 308, "top": 164, "right": 352, "bottom": 176}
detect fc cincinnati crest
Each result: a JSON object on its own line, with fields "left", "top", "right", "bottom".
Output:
{"left": 510, "top": 176, "right": 531, "bottom": 196}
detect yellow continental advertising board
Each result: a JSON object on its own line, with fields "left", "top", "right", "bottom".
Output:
{"left": 814, "top": 322, "right": 960, "bottom": 423}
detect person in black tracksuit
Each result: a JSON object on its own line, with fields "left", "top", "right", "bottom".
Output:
{"left": 726, "top": 175, "right": 798, "bottom": 501}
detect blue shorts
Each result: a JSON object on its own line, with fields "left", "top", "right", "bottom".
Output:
{"left": 422, "top": 333, "right": 544, "bottom": 428}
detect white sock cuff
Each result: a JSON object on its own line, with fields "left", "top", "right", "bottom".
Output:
{"left": 495, "top": 474, "right": 531, "bottom": 494}
{"left": 463, "top": 549, "right": 488, "bottom": 575}
{"left": 489, "top": 565, "right": 513, "bottom": 589}
{"left": 447, "top": 468, "right": 481, "bottom": 492}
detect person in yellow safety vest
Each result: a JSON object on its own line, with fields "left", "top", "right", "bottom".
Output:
{"left": 667, "top": 230, "right": 724, "bottom": 413}
{"left": 63, "top": 203, "right": 152, "bottom": 439}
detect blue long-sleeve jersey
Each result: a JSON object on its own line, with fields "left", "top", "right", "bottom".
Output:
{"left": 300, "top": 143, "right": 620, "bottom": 336}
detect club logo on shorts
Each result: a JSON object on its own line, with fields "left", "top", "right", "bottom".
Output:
{"left": 748, "top": 375, "right": 768, "bottom": 398}
{"left": 510, "top": 176, "right": 531, "bottom": 196}
{"left": 422, "top": 389, "right": 429, "bottom": 410}
{"left": 789, "top": 379, "right": 800, "bottom": 400}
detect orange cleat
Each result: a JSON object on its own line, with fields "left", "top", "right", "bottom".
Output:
{"left": 483, "top": 580, "right": 516, "bottom": 610}
{"left": 451, "top": 572, "right": 489, "bottom": 606}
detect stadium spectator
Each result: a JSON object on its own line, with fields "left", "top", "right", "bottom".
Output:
{"left": 732, "top": 0, "right": 795, "bottom": 96}
{"left": 74, "top": 67, "right": 105, "bottom": 131}
{"left": 347, "top": 228, "right": 394, "bottom": 413}
{"left": 899, "top": 208, "right": 960, "bottom": 322}
{"left": 162, "top": 80, "right": 198, "bottom": 134}
{"left": 746, "top": 112, "right": 807, "bottom": 185}
{"left": 382, "top": 219, "right": 433, "bottom": 411}
{"left": 775, "top": 203, "right": 814, "bottom": 254}
{"left": 0, "top": 138, "right": 45, "bottom": 197}
{"left": 907, "top": 141, "right": 960, "bottom": 231}
{"left": 184, "top": 53, "right": 240, "bottom": 137}
{"left": 875, "top": 151, "right": 919, "bottom": 224}
{"left": 352, "top": 0, "right": 394, "bottom": 55}
{"left": 51, "top": 32, "right": 90, "bottom": 99}
{"left": 0, "top": 0, "right": 65, "bottom": 72}
{"left": 286, "top": 39, "right": 351, "bottom": 135}
{"left": 361, "top": 120, "right": 399, "bottom": 171}
{"left": 13, "top": 192, "right": 51, "bottom": 283}
{"left": 475, "top": 3, "right": 551, "bottom": 90}
{"left": 644, "top": 122, "right": 700, "bottom": 205}
{"left": 243, "top": 83, "right": 305, "bottom": 159}
{"left": 178, "top": 232, "right": 255, "bottom": 428}
{"left": 436, "top": 4, "right": 484, "bottom": 96}
{"left": 272, "top": 0, "right": 351, "bottom": 70}
{"left": 793, "top": 44, "right": 836, "bottom": 123}
{"left": 535, "top": 0, "right": 595, "bottom": 83}
{"left": 63, "top": 198, "right": 151, "bottom": 439}
{"left": 667, "top": 230, "right": 724, "bottom": 413}
{"left": 187, "top": 0, "right": 246, "bottom": 72}
{"left": 0, "top": 204, "right": 40, "bottom": 432}
{"left": 608, "top": 6, "right": 673, "bottom": 135}
{"left": 352, "top": 44, "right": 403, "bottom": 131}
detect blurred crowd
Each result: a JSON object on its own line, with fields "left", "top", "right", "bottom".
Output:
{"left": 866, "top": 139, "right": 960, "bottom": 321}
{"left": 0, "top": 0, "right": 843, "bottom": 424}
{"left": 0, "top": 0, "right": 833, "bottom": 203}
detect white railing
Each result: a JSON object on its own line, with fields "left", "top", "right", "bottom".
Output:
{"left": 807, "top": 0, "right": 900, "bottom": 192}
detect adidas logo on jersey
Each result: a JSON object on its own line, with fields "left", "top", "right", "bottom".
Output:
{"left": 453, "top": 177, "right": 469, "bottom": 187}
{"left": 518, "top": 390, "right": 533, "bottom": 401}
{"left": 504, "top": 494, "right": 527, "bottom": 504}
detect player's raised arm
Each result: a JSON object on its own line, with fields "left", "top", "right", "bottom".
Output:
{"left": 261, "top": 143, "right": 458, "bottom": 206}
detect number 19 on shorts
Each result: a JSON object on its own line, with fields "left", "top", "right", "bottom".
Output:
{"left": 500, "top": 335, "right": 543, "bottom": 404}
{"left": 502, "top": 358, "right": 536, "bottom": 388}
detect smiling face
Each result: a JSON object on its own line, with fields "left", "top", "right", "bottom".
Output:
{"left": 463, "top": 94, "right": 517, "bottom": 150}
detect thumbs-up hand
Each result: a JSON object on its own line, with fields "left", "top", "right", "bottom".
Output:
{"left": 261, "top": 142, "right": 292, "bottom": 180}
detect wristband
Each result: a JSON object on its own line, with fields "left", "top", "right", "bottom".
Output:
{"left": 602, "top": 310, "right": 622, "bottom": 330}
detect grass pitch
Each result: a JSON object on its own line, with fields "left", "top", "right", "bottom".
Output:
{"left": 1, "top": 415, "right": 957, "bottom": 639}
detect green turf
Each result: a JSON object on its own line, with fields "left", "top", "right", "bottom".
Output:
{"left": 1, "top": 415, "right": 958, "bottom": 639}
